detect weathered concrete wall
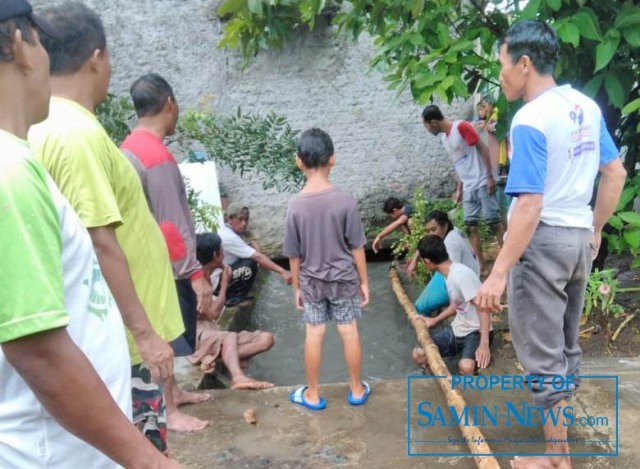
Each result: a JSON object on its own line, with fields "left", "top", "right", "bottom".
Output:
{"left": 33, "top": 0, "right": 473, "bottom": 256}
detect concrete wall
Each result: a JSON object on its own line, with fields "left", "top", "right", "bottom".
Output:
{"left": 33, "top": 0, "right": 473, "bottom": 256}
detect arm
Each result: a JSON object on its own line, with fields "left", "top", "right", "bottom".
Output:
{"left": 474, "top": 308, "right": 491, "bottom": 369}
{"left": 204, "top": 266, "right": 231, "bottom": 322}
{"left": 418, "top": 303, "right": 456, "bottom": 328}
{"left": 475, "top": 139, "right": 496, "bottom": 194}
{"left": 372, "top": 215, "right": 410, "bottom": 253}
{"left": 406, "top": 250, "right": 420, "bottom": 279}
{"left": 2, "top": 328, "right": 180, "bottom": 469}
{"left": 252, "top": 251, "right": 292, "bottom": 284}
{"left": 475, "top": 193, "right": 543, "bottom": 312}
{"left": 452, "top": 177, "right": 463, "bottom": 204}
{"left": 352, "top": 246, "right": 370, "bottom": 307}
{"left": 88, "top": 226, "right": 174, "bottom": 380}
{"left": 592, "top": 159, "right": 627, "bottom": 257}
{"left": 289, "top": 257, "right": 303, "bottom": 310}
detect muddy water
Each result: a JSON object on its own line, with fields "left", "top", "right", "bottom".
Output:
{"left": 247, "top": 263, "right": 423, "bottom": 386}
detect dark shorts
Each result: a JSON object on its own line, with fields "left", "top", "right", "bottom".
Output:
{"left": 171, "top": 278, "right": 198, "bottom": 356}
{"left": 431, "top": 326, "right": 494, "bottom": 360}
{"left": 131, "top": 363, "right": 167, "bottom": 454}
{"left": 303, "top": 297, "right": 362, "bottom": 325}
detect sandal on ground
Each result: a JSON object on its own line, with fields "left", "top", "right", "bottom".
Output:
{"left": 347, "top": 381, "right": 371, "bottom": 406}
{"left": 289, "top": 385, "right": 327, "bottom": 411}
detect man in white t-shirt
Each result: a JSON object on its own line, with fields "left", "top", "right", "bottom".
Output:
{"left": 0, "top": 2, "right": 180, "bottom": 468}
{"left": 422, "top": 104, "right": 505, "bottom": 272}
{"left": 412, "top": 236, "right": 492, "bottom": 375}
{"left": 476, "top": 20, "right": 626, "bottom": 469}
{"left": 218, "top": 203, "right": 292, "bottom": 305}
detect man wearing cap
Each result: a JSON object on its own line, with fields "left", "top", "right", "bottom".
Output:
{"left": 0, "top": 2, "right": 180, "bottom": 467}
{"left": 121, "top": 73, "right": 212, "bottom": 433}
{"left": 219, "top": 203, "right": 292, "bottom": 305}
{"left": 28, "top": 3, "right": 183, "bottom": 456}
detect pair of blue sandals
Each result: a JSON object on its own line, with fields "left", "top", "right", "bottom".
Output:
{"left": 289, "top": 382, "right": 371, "bottom": 411}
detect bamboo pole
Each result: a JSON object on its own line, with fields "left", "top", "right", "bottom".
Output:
{"left": 389, "top": 265, "right": 501, "bottom": 469}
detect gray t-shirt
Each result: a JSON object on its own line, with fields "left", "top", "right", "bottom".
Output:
{"left": 446, "top": 263, "right": 492, "bottom": 337}
{"left": 444, "top": 228, "right": 480, "bottom": 276}
{"left": 283, "top": 186, "right": 367, "bottom": 303}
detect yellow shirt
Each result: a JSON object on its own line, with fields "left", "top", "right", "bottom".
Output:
{"left": 29, "top": 97, "right": 184, "bottom": 365}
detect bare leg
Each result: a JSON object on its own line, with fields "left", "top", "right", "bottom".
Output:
{"left": 220, "top": 332, "right": 274, "bottom": 390}
{"left": 164, "top": 375, "right": 209, "bottom": 433}
{"left": 490, "top": 221, "right": 505, "bottom": 247}
{"left": 510, "top": 399, "right": 573, "bottom": 469}
{"left": 337, "top": 321, "right": 364, "bottom": 399}
{"left": 458, "top": 358, "right": 476, "bottom": 375}
{"left": 237, "top": 332, "right": 275, "bottom": 361}
{"left": 467, "top": 225, "right": 485, "bottom": 272}
{"left": 304, "top": 323, "right": 326, "bottom": 404}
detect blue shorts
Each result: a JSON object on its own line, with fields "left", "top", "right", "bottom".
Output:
{"left": 303, "top": 297, "right": 362, "bottom": 325}
{"left": 463, "top": 185, "right": 501, "bottom": 225}
{"left": 431, "top": 326, "right": 494, "bottom": 360}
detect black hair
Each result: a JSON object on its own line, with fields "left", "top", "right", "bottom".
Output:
{"left": 425, "top": 210, "right": 454, "bottom": 233}
{"left": 196, "top": 232, "right": 222, "bottom": 265}
{"left": 417, "top": 235, "right": 449, "bottom": 264}
{"left": 500, "top": 20, "right": 560, "bottom": 75}
{"left": 296, "top": 128, "right": 334, "bottom": 169}
{"left": 0, "top": 16, "right": 36, "bottom": 62}
{"left": 421, "top": 104, "right": 444, "bottom": 122}
{"left": 130, "top": 73, "right": 175, "bottom": 118}
{"left": 40, "top": 2, "right": 106, "bottom": 75}
{"left": 383, "top": 197, "right": 404, "bottom": 214}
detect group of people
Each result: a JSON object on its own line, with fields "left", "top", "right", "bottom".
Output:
{"left": 0, "top": 1, "right": 628, "bottom": 468}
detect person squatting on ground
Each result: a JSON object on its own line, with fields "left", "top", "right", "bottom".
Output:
{"left": 411, "top": 236, "right": 492, "bottom": 375}
{"left": 28, "top": 2, "right": 184, "bottom": 456}
{"left": 0, "top": 2, "right": 181, "bottom": 467}
{"left": 218, "top": 202, "right": 293, "bottom": 306}
{"left": 121, "top": 73, "right": 213, "bottom": 433}
{"left": 283, "top": 128, "right": 372, "bottom": 411}
{"left": 371, "top": 197, "right": 413, "bottom": 254}
{"left": 406, "top": 210, "right": 480, "bottom": 317}
{"left": 476, "top": 20, "right": 627, "bottom": 469}
{"left": 421, "top": 104, "right": 505, "bottom": 273}
{"left": 187, "top": 233, "right": 275, "bottom": 390}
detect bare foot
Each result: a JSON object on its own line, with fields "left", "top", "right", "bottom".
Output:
{"left": 412, "top": 346, "right": 428, "bottom": 367}
{"left": 231, "top": 376, "right": 274, "bottom": 390}
{"left": 167, "top": 410, "right": 209, "bottom": 433}
{"left": 173, "top": 388, "right": 211, "bottom": 407}
{"left": 510, "top": 455, "right": 572, "bottom": 469}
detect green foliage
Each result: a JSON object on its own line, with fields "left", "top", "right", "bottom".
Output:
{"left": 184, "top": 177, "right": 223, "bottom": 233}
{"left": 178, "top": 108, "right": 304, "bottom": 193}
{"left": 95, "top": 94, "right": 135, "bottom": 145}
{"left": 604, "top": 174, "right": 640, "bottom": 269}
{"left": 583, "top": 268, "right": 624, "bottom": 320}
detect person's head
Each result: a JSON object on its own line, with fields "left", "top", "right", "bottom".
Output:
{"left": 421, "top": 104, "right": 445, "bottom": 135}
{"left": 498, "top": 20, "right": 560, "bottom": 102}
{"left": 0, "top": 0, "right": 57, "bottom": 128}
{"left": 424, "top": 210, "right": 454, "bottom": 239}
{"left": 196, "top": 232, "right": 223, "bottom": 275}
{"left": 296, "top": 128, "right": 335, "bottom": 170}
{"left": 476, "top": 96, "right": 494, "bottom": 119}
{"left": 40, "top": 2, "right": 111, "bottom": 106}
{"left": 417, "top": 234, "right": 449, "bottom": 271}
{"left": 226, "top": 202, "right": 249, "bottom": 235}
{"left": 130, "top": 73, "right": 179, "bottom": 135}
{"left": 382, "top": 197, "right": 405, "bottom": 220}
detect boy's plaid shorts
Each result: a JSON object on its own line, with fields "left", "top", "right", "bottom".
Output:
{"left": 303, "top": 297, "right": 362, "bottom": 325}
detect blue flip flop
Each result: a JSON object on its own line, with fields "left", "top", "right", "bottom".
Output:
{"left": 290, "top": 385, "right": 327, "bottom": 410}
{"left": 347, "top": 381, "right": 371, "bottom": 406}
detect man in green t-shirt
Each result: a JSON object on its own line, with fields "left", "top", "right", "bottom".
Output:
{"left": 28, "top": 3, "right": 185, "bottom": 454}
{"left": 0, "top": 2, "right": 180, "bottom": 468}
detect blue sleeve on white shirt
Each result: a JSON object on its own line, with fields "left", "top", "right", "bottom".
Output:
{"left": 505, "top": 125, "right": 547, "bottom": 197}
{"left": 599, "top": 116, "right": 619, "bottom": 165}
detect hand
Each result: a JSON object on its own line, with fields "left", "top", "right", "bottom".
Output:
{"left": 359, "top": 283, "right": 370, "bottom": 308}
{"left": 474, "top": 120, "right": 486, "bottom": 130}
{"left": 592, "top": 231, "right": 602, "bottom": 260}
{"left": 220, "top": 265, "right": 232, "bottom": 289}
{"left": 406, "top": 262, "right": 416, "bottom": 280}
{"left": 280, "top": 270, "right": 293, "bottom": 285}
{"left": 475, "top": 343, "right": 491, "bottom": 369}
{"left": 486, "top": 174, "right": 496, "bottom": 195}
{"left": 136, "top": 331, "right": 174, "bottom": 382}
{"left": 372, "top": 236, "right": 382, "bottom": 254}
{"left": 475, "top": 271, "right": 507, "bottom": 314}
{"left": 191, "top": 275, "right": 213, "bottom": 315}
{"left": 294, "top": 288, "right": 304, "bottom": 310}
{"left": 416, "top": 315, "right": 437, "bottom": 328}
{"left": 451, "top": 189, "right": 461, "bottom": 205}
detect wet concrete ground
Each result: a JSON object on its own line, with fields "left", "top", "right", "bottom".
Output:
{"left": 170, "top": 357, "right": 639, "bottom": 468}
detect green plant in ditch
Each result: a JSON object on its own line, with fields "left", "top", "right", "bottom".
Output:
{"left": 583, "top": 268, "right": 624, "bottom": 321}
{"left": 185, "top": 177, "right": 222, "bottom": 233}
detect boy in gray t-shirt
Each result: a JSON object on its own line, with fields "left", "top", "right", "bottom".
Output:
{"left": 283, "top": 128, "right": 370, "bottom": 410}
